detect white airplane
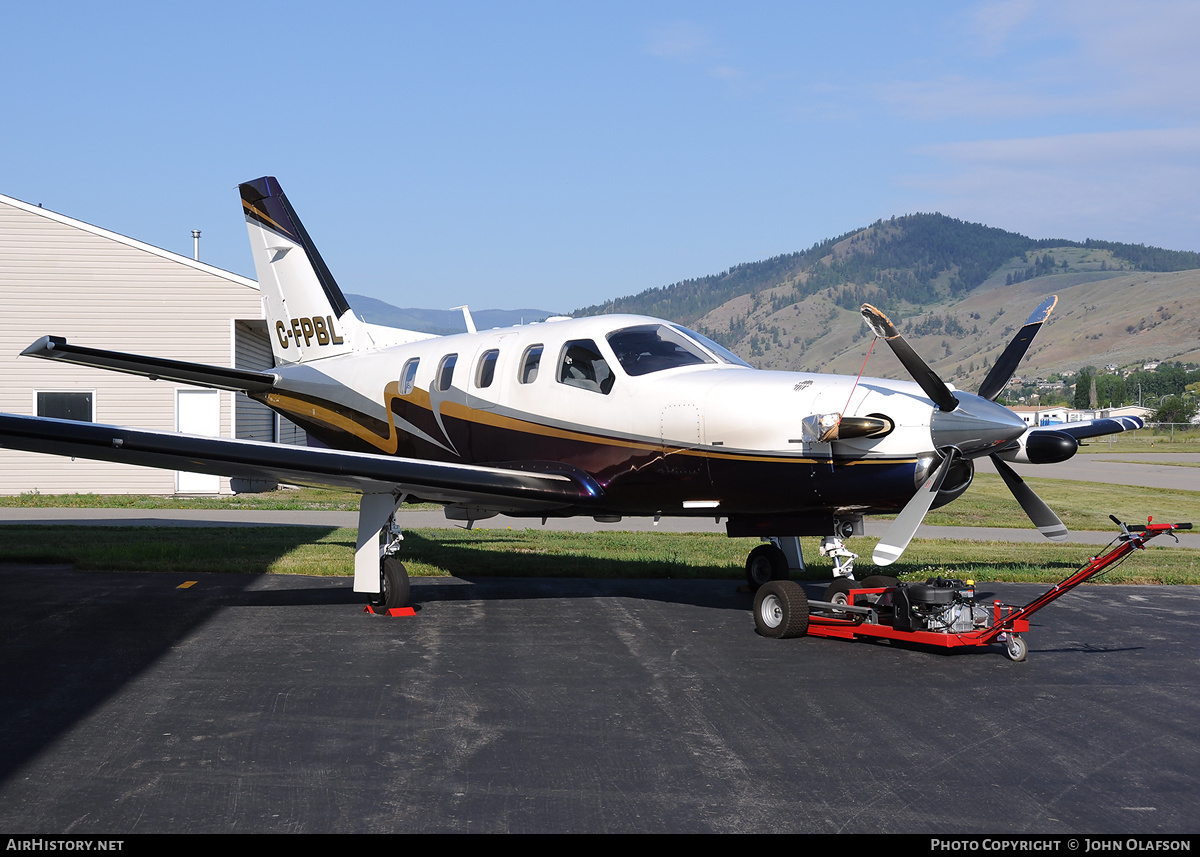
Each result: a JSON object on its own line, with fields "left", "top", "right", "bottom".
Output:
{"left": 0, "top": 177, "right": 1143, "bottom": 609}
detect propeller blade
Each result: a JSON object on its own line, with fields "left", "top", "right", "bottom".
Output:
{"left": 861, "top": 304, "right": 959, "bottom": 412}
{"left": 990, "top": 454, "right": 1068, "bottom": 540}
{"left": 977, "top": 295, "right": 1058, "bottom": 401}
{"left": 873, "top": 449, "right": 959, "bottom": 566}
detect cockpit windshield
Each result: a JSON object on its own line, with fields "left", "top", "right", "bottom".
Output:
{"left": 669, "top": 325, "right": 753, "bottom": 368}
{"left": 606, "top": 324, "right": 716, "bottom": 376}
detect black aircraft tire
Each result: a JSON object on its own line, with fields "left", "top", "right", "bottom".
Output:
{"left": 371, "top": 556, "right": 410, "bottom": 610}
{"left": 746, "top": 544, "right": 788, "bottom": 591}
{"left": 860, "top": 575, "right": 899, "bottom": 589}
{"left": 824, "top": 578, "right": 858, "bottom": 615}
{"left": 859, "top": 575, "right": 899, "bottom": 606}
{"left": 754, "top": 580, "right": 809, "bottom": 639}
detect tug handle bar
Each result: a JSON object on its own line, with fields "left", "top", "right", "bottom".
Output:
{"left": 1109, "top": 515, "right": 1192, "bottom": 532}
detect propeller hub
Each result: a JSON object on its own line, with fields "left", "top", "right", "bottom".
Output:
{"left": 930, "top": 394, "right": 1027, "bottom": 457}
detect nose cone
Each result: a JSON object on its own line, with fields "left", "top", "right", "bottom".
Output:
{"left": 930, "top": 393, "right": 1027, "bottom": 457}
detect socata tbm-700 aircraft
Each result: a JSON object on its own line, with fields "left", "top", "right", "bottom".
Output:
{"left": 0, "top": 177, "right": 1142, "bottom": 609}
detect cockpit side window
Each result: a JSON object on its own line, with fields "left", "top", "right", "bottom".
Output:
{"left": 557, "top": 340, "right": 615, "bottom": 394}
{"left": 606, "top": 324, "right": 716, "bottom": 376}
{"left": 437, "top": 354, "right": 457, "bottom": 392}
{"left": 475, "top": 349, "right": 499, "bottom": 388}
{"left": 519, "top": 344, "right": 543, "bottom": 384}
{"left": 400, "top": 358, "right": 419, "bottom": 394}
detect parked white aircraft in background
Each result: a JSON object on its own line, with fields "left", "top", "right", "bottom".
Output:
{"left": 0, "top": 177, "right": 1142, "bottom": 609}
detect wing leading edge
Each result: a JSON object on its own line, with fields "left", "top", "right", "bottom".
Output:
{"left": 0, "top": 412, "right": 601, "bottom": 513}
{"left": 21, "top": 336, "right": 277, "bottom": 394}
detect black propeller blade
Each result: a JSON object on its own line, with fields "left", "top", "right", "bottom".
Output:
{"left": 977, "top": 295, "right": 1057, "bottom": 401}
{"left": 860, "top": 297, "right": 1069, "bottom": 564}
{"left": 990, "top": 455, "right": 1068, "bottom": 540}
{"left": 860, "top": 303, "right": 959, "bottom": 412}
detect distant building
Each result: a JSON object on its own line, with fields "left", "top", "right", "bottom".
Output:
{"left": 1068, "top": 405, "right": 1153, "bottom": 423}
{"left": 0, "top": 190, "right": 301, "bottom": 495}
{"left": 1010, "top": 405, "right": 1152, "bottom": 427}
{"left": 1009, "top": 405, "right": 1071, "bottom": 427}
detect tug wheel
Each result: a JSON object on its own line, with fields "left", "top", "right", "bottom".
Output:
{"left": 754, "top": 580, "right": 809, "bottom": 639}
{"left": 1004, "top": 633, "right": 1028, "bottom": 663}
{"left": 370, "top": 556, "right": 410, "bottom": 610}
{"left": 824, "top": 578, "right": 858, "bottom": 616}
{"left": 746, "top": 544, "right": 788, "bottom": 591}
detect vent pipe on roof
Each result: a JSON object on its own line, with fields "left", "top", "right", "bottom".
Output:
{"left": 192, "top": 230, "right": 201, "bottom": 261}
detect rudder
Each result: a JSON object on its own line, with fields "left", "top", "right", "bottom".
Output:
{"left": 240, "top": 176, "right": 362, "bottom": 364}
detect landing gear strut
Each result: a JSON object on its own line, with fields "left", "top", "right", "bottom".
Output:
{"left": 819, "top": 534, "right": 859, "bottom": 579}
{"left": 357, "top": 492, "right": 411, "bottom": 610}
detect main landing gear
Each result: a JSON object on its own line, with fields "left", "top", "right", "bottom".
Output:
{"left": 371, "top": 555, "right": 411, "bottom": 611}
{"left": 745, "top": 542, "right": 790, "bottom": 589}
{"left": 358, "top": 493, "right": 412, "bottom": 612}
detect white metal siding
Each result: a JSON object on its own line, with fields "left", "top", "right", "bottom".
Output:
{"left": 0, "top": 196, "right": 263, "bottom": 495}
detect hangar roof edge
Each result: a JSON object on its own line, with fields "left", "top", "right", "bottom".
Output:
{"left": 0, "top": 190, "right": 259, "bottom": 291}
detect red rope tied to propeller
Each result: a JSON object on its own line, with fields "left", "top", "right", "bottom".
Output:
{"left": 841, "top": 336, "right": 876, "bottom": 420}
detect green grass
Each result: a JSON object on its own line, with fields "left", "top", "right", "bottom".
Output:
{"left": 1077, "top": 431, "right": 1200, "bottom": 453}
{"left": 0, "top": 525, "right": 1195, "bottom": 585}
{"left": 0, "top": 488, "right": 440, "bottom": 512}
{"left": 921, "top": 474, "right": 1200, "bottom": 530}
{"left": 5, "top": 475, "right": 1198, "bottom": 532}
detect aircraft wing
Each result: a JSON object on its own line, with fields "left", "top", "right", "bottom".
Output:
{"left": 1037, "top": 416, "right": 1145, "bottom": 441}
{"left": 20, "top": 336, "right": 277, "bottom": 394}
{"left": 0, "top": 412, "right": 600, "bottom": 513}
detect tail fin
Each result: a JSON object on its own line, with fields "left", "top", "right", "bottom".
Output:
{"left": 240, "top": 177, "right": 364, "bottom": 364}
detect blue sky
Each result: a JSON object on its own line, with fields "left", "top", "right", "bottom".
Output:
{"left": 4, "top": 1, "right": 1198, "bottom": 313}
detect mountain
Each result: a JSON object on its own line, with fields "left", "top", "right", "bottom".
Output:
{"left": 573, "top": 214, "right": 1200, "bottom": 389}
{"left": 347, "top": 294, "right": 554, "bottom": 335}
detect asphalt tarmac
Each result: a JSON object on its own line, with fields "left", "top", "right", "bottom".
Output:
{"left": 1, "top": 453, "right": 1198, "bottom": 833}
{"left": 2, "top": 566, "right": 1199, "bottom": 834}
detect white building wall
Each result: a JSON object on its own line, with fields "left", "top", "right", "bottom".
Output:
{"left": 0, "top": 193, "right": 264, "bottom": 495}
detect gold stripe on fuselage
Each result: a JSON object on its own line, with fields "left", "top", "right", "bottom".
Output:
{"left": 265, "top": 384, "right": 917, "bottom": 468}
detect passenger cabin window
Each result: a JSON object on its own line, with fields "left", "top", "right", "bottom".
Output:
{"left": 436, "top": 354, "right": 457, "bottom": 392}
{"left": 519, "top": 344, "right": 543, "bottom": 384}
{"left": 557, "top": 340, "right": 614, "bottom": 394}
{"left": 475, "top": 349, "right": 499, "bottom": 388}
{"left": 606, "top": 324, "right": 716, "bottom": 376}
{"left": 37, "top": 391, "right": 93, "bottom": 422}
{"left": 400, "top": 358, "right": 419, "bottom": 394}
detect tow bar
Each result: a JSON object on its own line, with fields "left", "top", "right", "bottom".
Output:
{"left": 753, "top": 516, "right": 1192, "bottom": 661}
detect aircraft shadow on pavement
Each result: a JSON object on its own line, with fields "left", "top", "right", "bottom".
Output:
{"left": 0, "top": 523, "right": 343, "bottom": 786}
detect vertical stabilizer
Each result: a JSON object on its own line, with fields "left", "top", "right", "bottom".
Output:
{"left": 240, "top": 177, "right": 363, "bottom": 364}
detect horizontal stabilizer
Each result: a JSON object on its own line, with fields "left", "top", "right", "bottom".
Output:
{"left": 21, "top": 336, "right": 277, "bottom": 394}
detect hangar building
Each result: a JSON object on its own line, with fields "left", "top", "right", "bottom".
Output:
{"left": 0, "top": 190, "right": 301, "bottom": 495}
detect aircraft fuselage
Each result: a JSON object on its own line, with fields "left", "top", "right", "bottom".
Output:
{"left": 256, "top": 312, "right": 957, "bottom": 522}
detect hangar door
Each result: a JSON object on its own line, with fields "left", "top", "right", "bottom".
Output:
{"left": 176, "top": 389, "right": 220, "bottom": 493}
